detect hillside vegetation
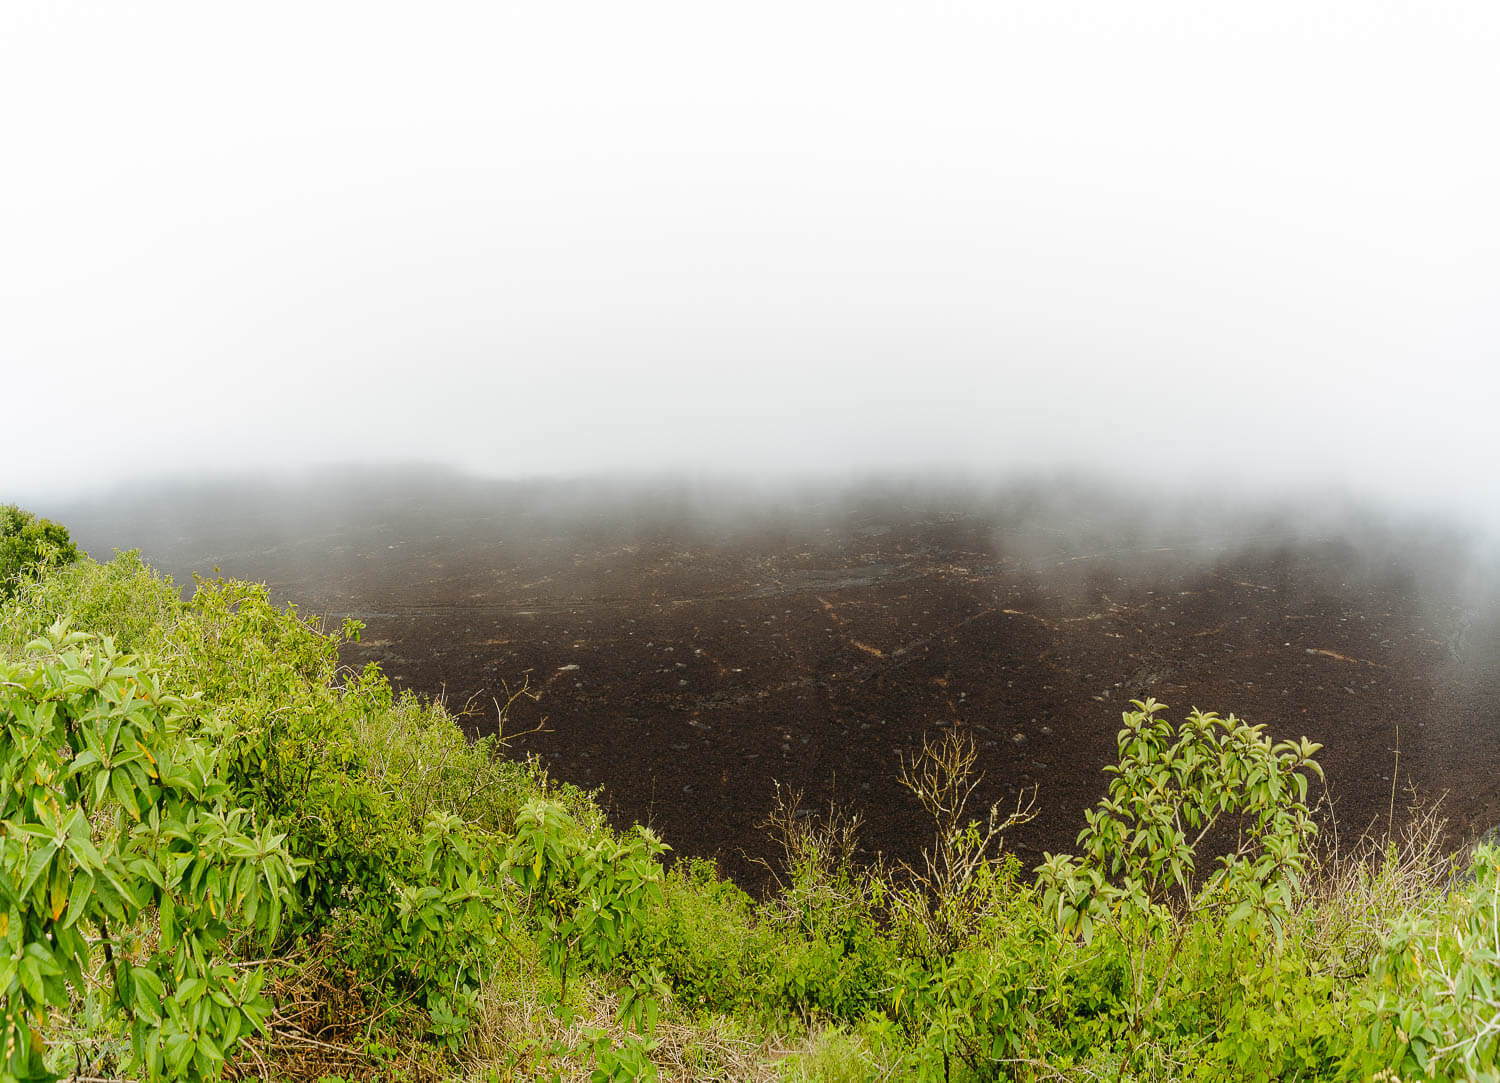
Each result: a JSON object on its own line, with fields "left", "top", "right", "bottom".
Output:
{"left": 1, "top": 506, "right": 1497, "bottom": 1081}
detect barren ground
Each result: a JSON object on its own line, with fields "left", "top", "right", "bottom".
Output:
{"left": 53, "top": 471, "right": 1500, "bottom": 888}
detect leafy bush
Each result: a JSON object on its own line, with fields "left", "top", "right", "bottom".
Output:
{"left": 638, "top": 857, "right": 764, "bottom": 1017}
{"left": 160, "top": 577, "right": 535, "bottom": 1046}
{"left": 162, "top": 578, "right": 407, "bottom": 929}
{"left": 0, "top": 507, "right": 78, "bottom": 603}
{"left": 1, "top": 555, "right": 624, "bottom": 1060}
{"left": 0, "top": 551, "right": 183, "bottom": 664}
{"left": 507, "top": 800, "right": 667, "bottom": 1008}
{"left": 888, "top": 898, "right": 1062, "bottom": 1082}
{"left": 1349, "top": 844, "right": 1500, "bottom": 1079}
{"left": 1035, "top": 699, "right": 1326, "bottom": 1075}
{"left": 1038, "top": 698, "right": 1324, "bottom": 942}
{"left": 363, "top": 811, "right": 504, "bottom": 1049}
{"left": 882, "top": 733, "right": 1060, "bottom": 1079}
{"left": 753, "top": 793, "right": 897, "bottom": 1026}
{"left": 0, "top": 623, "right": 299, "bottom": 1081}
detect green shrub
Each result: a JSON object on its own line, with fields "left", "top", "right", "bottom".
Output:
{"left": 506, "top": 800, "right": 672, "bottom": 1079}
{"left": 881, "top": 732, "right": 1065, "bottom": 1079}
{"left": 163, "top": 579, "right": 407, "bottom": 926}
{"left": 2, "top": 558, "right": 533, "bottom": 1045}
{"left": 0, "top": 623, "right": 300, "bottom": 1081}
{"left": 1349, "top": 844, "right": 1500, "bottom": 1079}
{"left": 886, "top": 861, "right": 1069, "bottom": 1082}
{"left": 1035, "top": 699, "right": 1326, "bottom": 1076}
{"left": 638, "top": 857, "right": 762, "bottom": 1017}
{"left": 343, "top": 810, "right": 505, "bottom": 1049}
{"left": 507, "top": 801, "right": 667, "bottom": 1006}
{"left": 748, "top": 794, "right": 899, "bottom": 1027}
{"left": 0, "top": 507, "right": 77, "bottom": 604}
{"left": 353, "top": 689, "right": 528, "bottom": 832}
{"left": 1, "top": 553, "right": 179, "bottom": 663}
{"left": 1038, "top": 699, "right": 1324, "bottom": 942}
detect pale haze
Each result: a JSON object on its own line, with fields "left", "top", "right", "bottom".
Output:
{"left": 3, "top": 4, "right": 1497, "bottom": 523}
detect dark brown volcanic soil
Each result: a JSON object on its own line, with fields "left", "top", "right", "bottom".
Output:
{"left": 51, "top": 471, "right": 1500, "bottom": 889}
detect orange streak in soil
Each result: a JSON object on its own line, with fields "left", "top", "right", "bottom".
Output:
{"left": 1310, "top": 648, "right": 1380, "bottom": 666}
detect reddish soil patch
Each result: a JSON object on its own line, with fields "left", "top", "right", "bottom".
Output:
{"left": 55, "top": 472, "right": 1500, "bottom": 889}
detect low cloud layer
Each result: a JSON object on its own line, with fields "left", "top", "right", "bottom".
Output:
{"left": 4, "top": 4, "right": 1497, "bottom": 526}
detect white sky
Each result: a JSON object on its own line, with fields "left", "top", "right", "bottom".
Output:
{"left": 3, "top": 3, "right": 1498, "bottom": 520}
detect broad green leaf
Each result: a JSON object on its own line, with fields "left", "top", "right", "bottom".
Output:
{"left": 20, "top": 842, "right": 56, "bottom": 900}
{"left": 110, "top": 768, "right": 139, "bottom": 819}
{"left": 160, "top": 893, "right": 177, "bottom": 945}
{"left": 17, "top": 954, "right": 42, "bottom": 1006}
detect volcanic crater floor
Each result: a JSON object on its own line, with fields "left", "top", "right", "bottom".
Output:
{"left": 65, "top": 478, "right": 1500, "bottom": 889}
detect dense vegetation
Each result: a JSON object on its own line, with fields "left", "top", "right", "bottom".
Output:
{"left": 0, "top": 507, "right": 77, "bottom": 604}
{"left": 1, "top": 509, "right": 1497, "bottom": 1081}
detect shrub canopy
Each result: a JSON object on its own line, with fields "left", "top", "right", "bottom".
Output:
{"left": 0, "top": 506, "right": 78, "bottom": 602}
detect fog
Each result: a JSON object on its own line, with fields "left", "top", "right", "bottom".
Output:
{"left": 3, "top": 4, "right": 1499, "bottom": 530}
